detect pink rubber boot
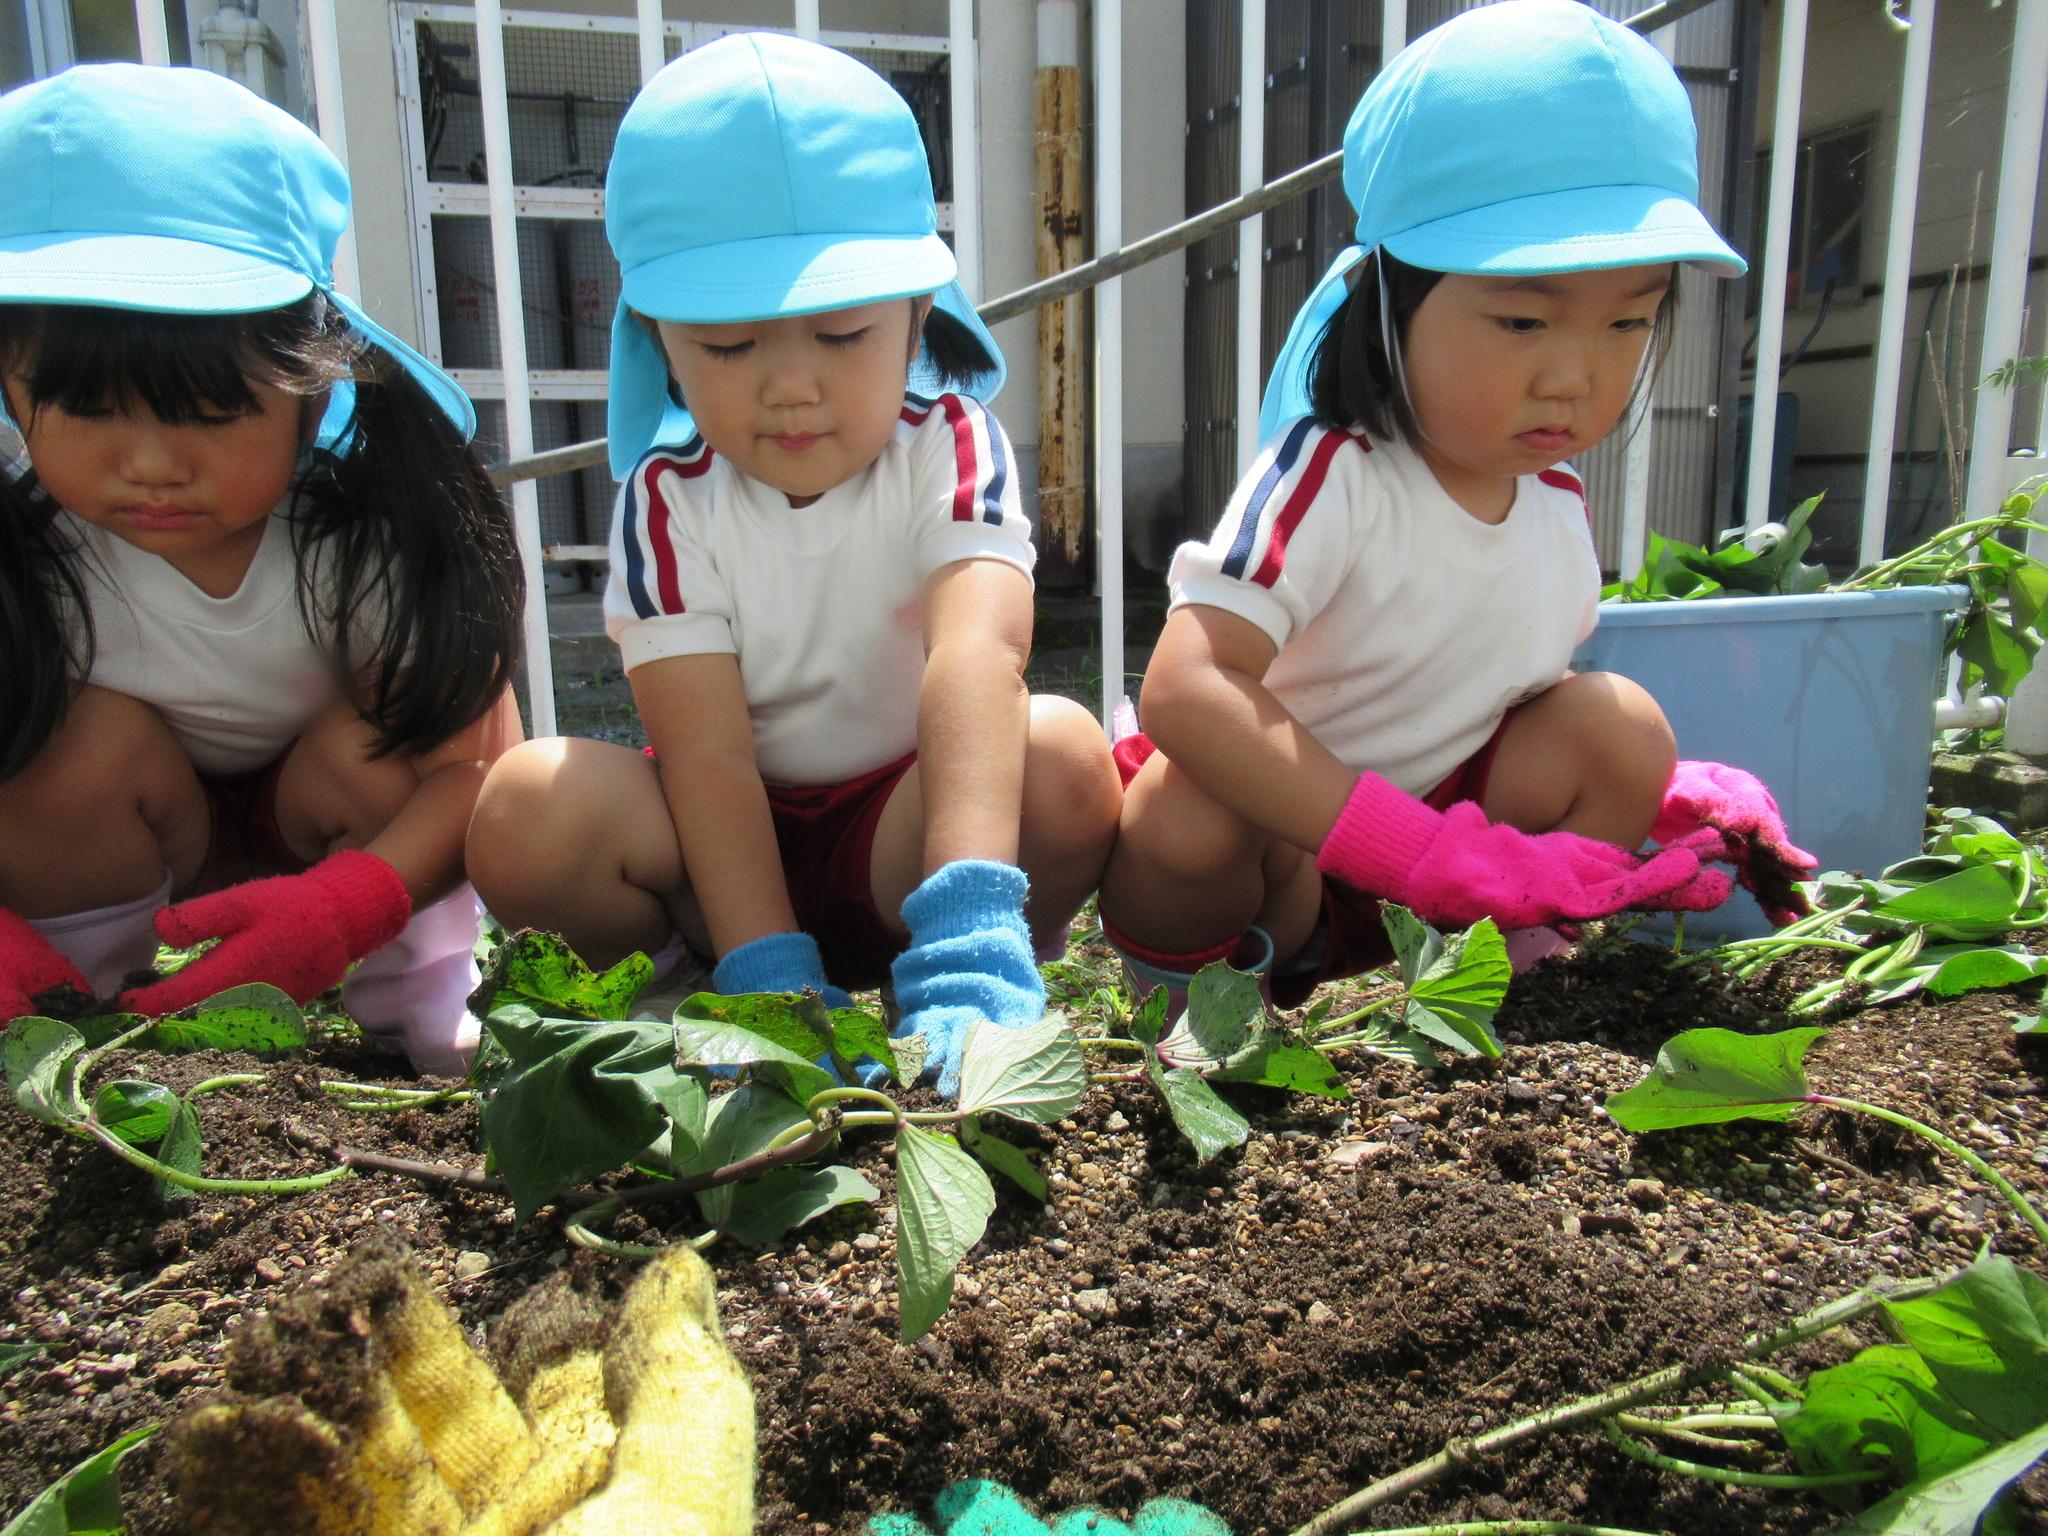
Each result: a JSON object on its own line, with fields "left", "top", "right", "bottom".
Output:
{"left": 341, "top": 883, "right": 485, "bottom": 1076}
{"left": 28, "top": 871, "right": 172, "bottom": 1001}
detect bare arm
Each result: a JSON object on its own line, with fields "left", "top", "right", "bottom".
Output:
{"left": 363, "top": 686, "right": 523, "bottom": 906}
{"left": 628, "top": 652, "right": 797, "bottom": 959}
{"left": 916, "top": 558, "right": 1035, "bottom": 875}
{"left": 1139, "top": 604, "right": 1356, "bottom": 854}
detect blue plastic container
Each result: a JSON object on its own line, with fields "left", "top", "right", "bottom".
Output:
{"left": 1570, "top": 586, "right": 1967, "bottom": 938}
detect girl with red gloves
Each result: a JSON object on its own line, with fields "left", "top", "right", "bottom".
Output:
{"left": 0, "top": 66, "right": 524, "bottom": 1074}
{"left": 1097, "top": 1, "right": 1816, "bottom": 1009}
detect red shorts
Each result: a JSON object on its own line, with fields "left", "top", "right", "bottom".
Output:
{"left": 647, "top": 746, "right": 915, "bottom": 991}
{"left": 1112, "top": 714, "right": 1514, "bottom": 1008}
{"left": 193, "top": 752, "right": 309, "bottom": 893}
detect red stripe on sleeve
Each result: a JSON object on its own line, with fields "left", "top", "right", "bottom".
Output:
{"left": 1249, "top": 429, "right": 1349, "bottom": 588}
{"left": 640, "top": 447, "right": 712, "bottom": 614}
{"left": 939, "top": 395, "right": 978, "bottom": 521}
{"left": 1538, "top": 466, "right": 1590, "bottom": 526}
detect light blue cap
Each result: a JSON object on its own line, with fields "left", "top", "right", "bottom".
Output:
{"left": 1260, "top": 0, "right": 1745, "bottom": 445}
{"left": 0, "top": 63, "right": 476, "bottom": 444}
{"left": 603, "top": 32, "right": 1004, "bottom": 478}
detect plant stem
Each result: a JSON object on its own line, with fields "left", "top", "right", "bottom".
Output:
{"left": 1313, "top": 996, "right": 1401, "bottom": 1036}
{"left": 1285, "top": 1270, "right": 1952, "bottom": 1536}
{"left": 185, "top": 1074, "right": 264, "bottom": 1098}
{"left": 1077, "top": 1036, "right": 1152, "bottom": 1053}
{"left": 1611, "top": 1412, "right": 1767, "bottom": 1454}
{"left": 74, "top": 1018, "right": 158, "bottom": 1086}
{"left": 82, "top": 1120, "right": 352, "bottom": 1196}
{"left": 1366, "top": 1525, "right": 1664, "bottom": 1536}
{"left": 1812, "top": 1095, "right": 2048, "bottom": 1247}
{"left": 838, "top": 1109, "right": 959, "bottom": 1131}
{"left": 1600, "top": 1422, "right": 1880, "bottom": 1489}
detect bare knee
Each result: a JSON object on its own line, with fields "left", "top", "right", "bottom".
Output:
{"left": 468, "top": 738, "right": 600, "bottom": 897}
{"left": 1492, "top": 672, "right": 1675, "bottom": 843}
{"left": 275, "top": 705, "right": 418, "bottom": 853}
{"left": 1021, "top": 696, "right": 1121, "bottom": 862}
{"left": 1116, "top": 755, "right": 1262, "bottom": 885}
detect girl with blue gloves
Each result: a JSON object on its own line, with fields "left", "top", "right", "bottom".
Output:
{"left": 0, "top": 66, "right": 525, "bottom": 1073}
{"left": 1098, "top": 0, "right": 1815, "bottom": 1008}
{"left": 469, "top": 34, "right": 1122, "bottom": 1096}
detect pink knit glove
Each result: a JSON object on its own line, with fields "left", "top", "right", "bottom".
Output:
{"left": 119, "top": 850, "right": 412, "bottom": 1016}
{"left": 1316, "top": 773, "right": 1732, "bottom": 929}
{"left": 1651, "top": 760, "right": 1816, "bottom": 926}
{"left": 1, "top": 908, "right": 93, "bottom": 1023}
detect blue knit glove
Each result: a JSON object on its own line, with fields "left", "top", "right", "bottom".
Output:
{"left": 888, "top": 861, "right": 1046, "bottom": 1098}
{"left": 711, "top": 930, "right": 853, "bottom": 1011}
{"left": 869, "top": 1479, "right": 1232, "bottom": 1536}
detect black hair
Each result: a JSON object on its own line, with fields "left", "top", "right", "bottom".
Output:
{"left": 1306, "top": 250, "right": 1679, "bottom": 445}
{"left": 0, "top": 298, "right": 524, "bottom": 783}
{"left": 919, "top": 304, "right": 1001, "bottom": 390}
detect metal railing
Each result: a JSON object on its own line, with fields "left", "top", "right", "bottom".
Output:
{"left": 116, "top": 0, "right": 2048, "bottom": 738}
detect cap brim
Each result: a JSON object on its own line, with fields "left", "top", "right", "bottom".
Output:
{"left": 330, "top": 294, "right": 477, "bottom": 442}
{"left": 1383, "top": 185, "right": 1746, "bottom": 277}
{"left": 620, "top": 231, "right": 960, "bottom": 322}
{"left": 0, "top": 231, "right": 314, "bottom": 311}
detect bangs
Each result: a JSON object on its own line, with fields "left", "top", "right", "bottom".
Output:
{"left": 0, "top": 301, "right": 348, "bottom": 425}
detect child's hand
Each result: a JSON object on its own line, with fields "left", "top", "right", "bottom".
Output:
{"left": 711, "top": 931, "right": 854, "bottom": 1011}
{"left": 1651, "top": 760, "right": 1817, "bottom": 926}
{"left": 1317, "top": 773, "right": 1732, "bottom": 929}
{"left": 889, "top": 861, "right": 1046, "bottom": 1098}
{"left": 117, "top": 850, "right": 412, "bottom": 1016}
{"left": 0, "top": 907, "right": 93, "bottom": 1023}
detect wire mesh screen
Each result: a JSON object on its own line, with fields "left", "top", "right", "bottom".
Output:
{"left": 430, "top": 214, "right": 614, "bottom": 374}
{"left": 416, "top": 21, "right": 638, "bottom": 189}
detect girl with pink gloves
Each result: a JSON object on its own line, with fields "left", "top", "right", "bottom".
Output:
{"left": 0, "top": 66, "right": 524, "bottom": 1073}
{"left": 1099, "top": 0, "right": 1815, "bottom": 1007}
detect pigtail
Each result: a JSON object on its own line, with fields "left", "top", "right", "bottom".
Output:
{"left": 920, "top": 306, "right": 1000, "bottom": 391}
{"left": 294, "top": 355, "right": 525, "bottom": 759}
{"left": 0, "top": 472, "right": 91, "bottom": 783}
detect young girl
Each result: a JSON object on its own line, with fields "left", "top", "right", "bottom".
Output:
{"left": 0, "top": 65, "right": 525, "bottom": 1074}
{"left": 468, "top": 34, "right": 1121, "bottom": 1096}
{"left": 1098, "top": 0, "right": 1814, "bottom": 1005}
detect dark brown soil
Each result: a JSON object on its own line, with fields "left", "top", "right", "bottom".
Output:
{"left": 2, "top": 936, "right": 2045, "bottom": 1534}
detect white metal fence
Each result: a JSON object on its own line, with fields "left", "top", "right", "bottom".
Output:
{"left": 87, "top": 0, "right": 2048, "bottom": 738}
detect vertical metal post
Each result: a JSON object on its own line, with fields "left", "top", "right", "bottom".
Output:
{"left": 1741, "top": 0, "right": 1808, "bottom": 529}
{"left": 474, "top": 0, "right": 557, "bottom": 736}
{"left": 794, "top": 0, "right": 820, "bottom": 39}
{"left": 1379, "top": 0, "right": 1405, "bottom": 66}
{"left": 1711, "top": 0, "right": 1765, "bottom": 537}
{"left": 1095, "top": 0, "right": 1125, "bottom": 732}
{"left": 1858, "top": 0, "right": 1936, "bottom": 568}
{"left": 1961, "top": 0, "right": 2048, "bottom": 520}
{"left": 949, "top": 0, "right": 982, "bottom": 301}
{"left": 133, "top": 0, "right": 169, "bottom": 62}
{"left": 303, "top": 0, "right": 359, "bottom": 296}
{"left": 635, "top": 0, "right": 665, "bottom": 85}
{"left": 1620, "top": 21, "right": 1680, "bottom": 579}
{"left": 1036, "top": 0, "right": 1087, "bottom": 586}
{"left": 1234, "top": 0, "right": 1265, "bottom": 475}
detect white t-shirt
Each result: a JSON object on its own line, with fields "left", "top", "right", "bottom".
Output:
{"left": 1169, "top": 420, "right": 1601, "bottom": 797}
{"left": 605, "top": 392, "right": 1035, "bottom": 787}
{"left": 58, "top": 505, "right": 351, "bottom": 777}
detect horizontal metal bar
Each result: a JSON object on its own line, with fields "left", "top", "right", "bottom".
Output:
{"left": 483, "top": 0, "right": 1725, "bottom": 490}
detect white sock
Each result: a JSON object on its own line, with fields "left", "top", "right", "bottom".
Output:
{"left": 343, "top": 883, "right": 485, "bottom": 1076}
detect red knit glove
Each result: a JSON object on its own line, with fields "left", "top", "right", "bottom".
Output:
{"left": 1651, "top": 760, "right": 1817, "bottom": 926}
{"left": 0, "top": 907, "right": 93, "bottom": 1023}
{"left": 117, "top": 851, "right": 412, "bottom": 1016}
{"left": 1316, "top": 772, "right": 1732, "bottom": 929}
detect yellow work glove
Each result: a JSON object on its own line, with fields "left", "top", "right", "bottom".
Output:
{"left": 162, "top": 1234, "right": 753, "bottom": 1536}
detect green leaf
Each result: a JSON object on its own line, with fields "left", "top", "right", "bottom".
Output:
{"left": 0, "top": 1342, "right": 42, "bottom": 1380}
{"left": 1920, "top": 945, "right": 2048, "bottom": 998}
{"left": 1875, "top": 866, "right": 2025, "bottom": 943}
{"left": 1127, "top": 983, "right": 1171, "bottom": 1049}
{"left": 961, "top": 1123, "right": 1048, "bottom": 1201}
{"left": 1403, "top": 918, "right": 1510, "bottom": 1059}
{"left": 141, "top": 984, "right": 307, "bottom": 1053}
{"left": 721, "top": 1164, "right": 878, "bottom": 1246}
{"left": 478, "top": 1010, "right": 708, "bottom": 1223}
{"left": 3, "top": 1018, "right": 86, "bottom": 1125}
{"left": 1884, "top": 1254, "right": 2048, "bottom": 1441}
{"left": 827, "top": 1008, "right": 898, "bottom": 1083}
{"left": 1827, "top": 1419, "right": 2048, "bottom": 1536}
{"left": 685, "top": 1084, "right": 813, "bottom": 1229}
{"left": 895, "top": 1124, "right": 995, "bottom": 1342}
{"left": 675, "top": 991, "right": 830, "bottom": 1064}
{"left": 470, "top": 930, "right": 653, "bottom": 1021}
{"left": 91, "top": 1080, "right": 178, "bottom": 1147}
{"left": 1604, "top": 1026, "right": 1825, "bottom": 1132}
{"left": 151, "top": 1099, "right": 203, "bottom": 1204}
{"left": 955, "top": 1017, "right": 1086, "bottom": 1124}
{"left": 1181, "top": 964, "right": 1268, "bottom": 1061}
{"left": 0, "top": 1424, "right": 157, "bottom": 1536}
{"left": 1382, "top": 903, "right": 1438, "bottom": 986}
{"left": 1151, "top": 1065, "right": 1250, "bottom": 1164}
{"left": 672, "top": 997, "right": 836, "bottom": 1104}
{"left": 1785, "top": 1344, "right": 1993, "bottom": 1495}
{"left": 1209, "top": 1037, "right": 1351, "bottom": 1099}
